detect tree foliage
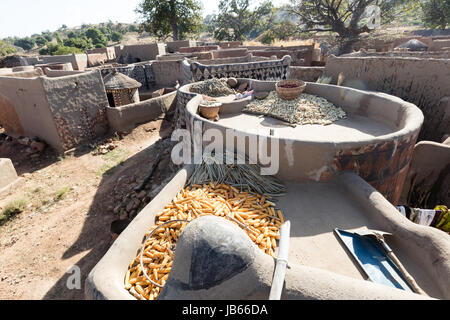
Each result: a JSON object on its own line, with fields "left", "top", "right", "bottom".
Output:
{"left": 421, "top": 0, "right": 450, "bottom": 29}
{"left": 0, "top": 40, "right": 17, "bottom": 57}
{"left": 136, "top": 0, "right": 203, "bottom": 40}
{"left": 39, "top": 43, "right": 83, "bottom": 56}
{"left": 13, "top": 37, "right": 35, "bottom": 50}
{"left": 287, "top": 0, "right": 412, "bottom": 54}
{"left": 34, "top": 36, "right": 48, "bottom": 47}
{"left": 63, "top": 37, "right": 93, "bottom": 50}
{"left": 85, "top": 27, "right": 108, "bottom": 47}
{"left": 213, "top": 0, "right": 273, "bottom": 41}
{"left": 110, "top": 31, "right": 124, "bottom": 42}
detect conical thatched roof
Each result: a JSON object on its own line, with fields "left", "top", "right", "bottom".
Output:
{"left": 395, "top": 39, "right": 428, "bottom": 51}
{"left": 103, "top": 70, "right": 142, "bottom": 90}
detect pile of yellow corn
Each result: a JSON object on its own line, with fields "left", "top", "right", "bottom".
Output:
{"left": 124, "top": 182, "right": 284, "bottom": 300}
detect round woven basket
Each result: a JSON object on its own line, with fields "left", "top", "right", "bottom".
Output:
{"left": 276, "top": 79, "right": 306, "bottom": 100}
{"left": 199, "top": 101, "right": 221, "bottom": 119}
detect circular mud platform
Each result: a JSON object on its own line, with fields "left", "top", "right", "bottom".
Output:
{"left": 181, "top": 79, "right": 424, "bottom": 204}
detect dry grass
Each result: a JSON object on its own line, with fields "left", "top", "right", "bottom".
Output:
{"left": 0, "top": 197, "right": 29, "bottom": 225}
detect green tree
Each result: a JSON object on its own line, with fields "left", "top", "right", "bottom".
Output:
{"left": 214, "top": 0, "right": 273, "bottom": 41}
{"left": 55, "top": 31, "right": 63, "bottom": 44}
{"left": 13, "top": 37, "right": 35, "bottom": 50}
{"left": 0, "top": 40, "right": 17, "bottom": 57}
{"left": 34, "top": 36, "right": 48, "bottom": 47}
{"left": 41, "top": 31, "right": 53, "bottom": 42}
{"left": 67, "top": 31, "right": 78, "bottom": 39}
{"left": 136, "top": 0, "right": 203, "bottom": 40}
{"left": 52, "top": 45, "right": 83, "bottom": 55}
{"left": 202, "top": 14, "right": 217, "bottom": 33}
{"left": 63, "top": 37, "right": 93, "bottom": 50}
{"left": 128, "top": 24, "right": 139, "bottom": 32}
{"left": 110, "top": 31, "right": 124, "bottom": 42}
{"left": 287, "top": 0, "right": 414, "bottom": 55}
{"left": 85, "top": 27, "right": 108, "bottom": 47}
{"left": 39, "top": 43, "right": 82, "bottom": 56}
{"left": 422, "top": 0, "right": 450, "bottom": 29}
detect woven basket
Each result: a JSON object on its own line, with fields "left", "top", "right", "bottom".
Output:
{"left": 276, "top": 79, "right": 306, "bottom": 100}
{"left": 199, "top": 101, "right": 221, "bottom": 119}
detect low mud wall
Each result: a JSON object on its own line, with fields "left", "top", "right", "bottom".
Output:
{"left": 106, "top": 91, "right": 177, "bottom": 132}
{"left": 167, "top": 40, "right": 196, "bottom": 53}
{"left": 289, "top": 66, "right": 324, "bottom": 82}
{"left": 179, "top": 45, "right": 219, "bottom": 53}
{"left": 211, "top": 48, "right": 248, "bottom": 59}
{"left": 430, "top": 39, "right": 450, "bottom": 51}
{"left": 323, "top": 56, "right": 450, "bottom": 142}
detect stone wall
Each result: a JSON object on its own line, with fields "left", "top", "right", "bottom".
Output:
{"left": 323, "top": 56, "right": 450, "bottom": 142}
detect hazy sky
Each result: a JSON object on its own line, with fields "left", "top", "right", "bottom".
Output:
{"left": 0, "top": 0, "right": 288, "bottom": 39}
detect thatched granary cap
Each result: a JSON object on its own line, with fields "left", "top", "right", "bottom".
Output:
{"left": 395, "top": 39, "right": 428, "bottom": 51}
{"left": 103, "top": 70, "right": 142, "bottom": 90}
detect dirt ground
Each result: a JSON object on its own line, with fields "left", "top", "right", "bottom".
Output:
{"left": 0, "top": 117, "right": 174, "bottom": 299}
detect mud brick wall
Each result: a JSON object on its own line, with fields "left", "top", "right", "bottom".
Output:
{"left": 179, "top": 46, "right": 219, "bottom": 53}
{"left": 211, "top": 48, "right": 248, "bottom": 59}
{"left": 167, "top": 40, "right": 196, "bottom": 53}
{"left": 42, "top": 71, "right": 109, "bottom": 151}
{"left": 324, "top": 56, "right": 450, "bottom": 142}
{"left": 289, "top": 66, "right": 324, "bottom": 82}
{"left": 116, "top": 44, "right": 165, "bottom": 64}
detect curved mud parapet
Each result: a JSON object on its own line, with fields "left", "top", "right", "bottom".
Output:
{"left": 158, "top": 216, "right": 273, "bottom": 300}
{"left": 181, "top": 80, "right": 423, "bottom": 204}
{"left": 158, "top": 215, "right": 430, "bottom": 300}
{"left": 85, "top": 165, "right": 449, "bottom": 300}
{"left": 322, "top": 55, "right": 450, "bottom": 141}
